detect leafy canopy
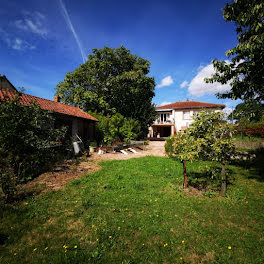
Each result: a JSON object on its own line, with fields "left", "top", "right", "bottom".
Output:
{"left": 228, "top": 101, "right": 264, "bottom": 124}
{"left": 56, "top": 46, "right": 156, "bottom": 135}
{"left": 205, "top": 0, "right": 264, "bottom": 101}
{"left": 165, "top": 111, "right": 235, "bottom": 163}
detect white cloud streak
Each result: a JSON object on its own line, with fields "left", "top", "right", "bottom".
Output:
{"left": 180, "top": 80, "right": 188, "bottom": 88}
{"left": 188, "top": 63, "right": 231, "bottom": 97}
{"left": 156, "top": 76, "right": 173, "bottom": 88}
{"left": 58, "top": 0, "right": 86, "bottom": 63}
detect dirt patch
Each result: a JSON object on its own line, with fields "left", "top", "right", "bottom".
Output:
{"left": 23, "top": 159, "right": 100, "bottom": 194}
{"left": 91, "top": 141, "right": 166, "bottom": 161}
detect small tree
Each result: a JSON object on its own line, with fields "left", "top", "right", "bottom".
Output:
{"left": 188, "top": 111, "right": 235, "bottom": 196}
{"left": 165, "top": 132, "right": 202, "bottom": 189}
{"left": 166, "top": 111, "right": 235, "bottom": 196}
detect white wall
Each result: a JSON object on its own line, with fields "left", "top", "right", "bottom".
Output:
{"left": 152, "top": 108, "right": 222, "bottom": 134}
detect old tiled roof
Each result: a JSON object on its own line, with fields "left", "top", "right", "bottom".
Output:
{"left": 0, "top": 88, "right": 98, "bottom": 121}
{"left": 156, "top": 101, "right": 225, "bottom": 110}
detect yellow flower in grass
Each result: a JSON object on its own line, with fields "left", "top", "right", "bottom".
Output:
{"left": 63, "top": 245, "right": 68, "bottom": 249}
{"left": 74, "top": 245, "right": 78, "bottom": 249}
{"left": 180, "top": 257, "right": 183, "bottom": 260}
{"left": 228, "top": 246, "right": 232, "bottom": 250}
{"left": 163, "top": 243, "right": 168, "bottom": 247}
{"left": 182, "top": 240, "right": 185, "bottom": 244}
{"left": 118, "top": 227, "right": 121, "bottom": 230}
{"left": 14, "top": 253, "right": 17, "bottom": 256}
{"left": 33, "top": 248, "right": 37, "bottom": 252}
{"left": 109, "top": 236, "right": 112, "bottom": 239}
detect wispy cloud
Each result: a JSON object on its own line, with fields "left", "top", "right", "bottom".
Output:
{"left": 188, "top": 63, "right": 231, "bottom": 97}
{"left": 160, "top": 101, "right": 172, "bottom": 106}
{"left": 156, "top": 76, "right": 173, "bottom": 88}
{"left": 180, "top": 80, "right": 188, "bottom": 88}
{"left": 58, "top": 0, "right": 86, "bottom": 63}
{"left": 0, "top": 29, "right": 35, "bottom": 51}
{"left": 14, "top": 11, "right": 48, "bottom": 37}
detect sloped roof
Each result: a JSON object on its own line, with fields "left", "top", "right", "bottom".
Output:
{"left": 156, "top": 100, "right": 225, "bottom": 110}
{"left": 0, "top": 88, "right": 98, "bottom": 121}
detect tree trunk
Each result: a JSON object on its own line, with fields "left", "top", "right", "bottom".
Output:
{"left": 182, "top": 160, "right": 188, "bottom": 189}
{"left": 220, "top": 161, "right": 226, "bottom": 197}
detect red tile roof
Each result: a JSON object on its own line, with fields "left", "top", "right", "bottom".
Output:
{"left": 0, "top": 88, "right": 98, "bottom": 121}
{"left": 156, "top": 100, "right": 225, "bottom": 110}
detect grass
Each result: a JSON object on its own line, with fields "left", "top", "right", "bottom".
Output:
{"left": 0, "top": 156, "right": 264, "bottom": 264}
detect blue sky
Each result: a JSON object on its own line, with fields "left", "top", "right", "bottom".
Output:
{"left": 0, "top": 0, "right": 240, "bottom": 113}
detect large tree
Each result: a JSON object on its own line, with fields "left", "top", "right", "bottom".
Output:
{"left": 56, "top": 46, "right": 156, "bottom": 136}
{"left": 228, "top": 101, "right": 264, "bottom": 124}
{"left": 205, "top": 0, "right": 264, "bottom": 101}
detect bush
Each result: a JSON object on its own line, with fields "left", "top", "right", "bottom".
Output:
{"left": 234, "top": 122, "right": 264, "bottom": 138}
{"left": 0, "top": 94, "right": 66, "bottom": 202}
{"left": 88, "top": 111, "right": 141, "bottom": 145}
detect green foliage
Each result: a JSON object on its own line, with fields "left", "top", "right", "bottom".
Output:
{"left": 165, "top": 132, "right": 202, "bottom": 162}
{"left": 56, "top": 46, "right": 156, "bottom": 136}
{"left": 188, "top": 111, "right": 235, "bottom": 162}
{"left": 228, "top": 101, "right": 264, "bottom": 124}
{"left": 88, "top": 111, "right": 140, "bottom": 145}
{"left": 0, "top": 95, "right": 66, "bottom": 201}
{"left": 165, "top": 111, "right": 235, "bottom": 194}
{"left": 166, "top": 111, "right": 235, "bottom": 162}
{"left": 205, "top": 0, "right": 264, "bottom": 101}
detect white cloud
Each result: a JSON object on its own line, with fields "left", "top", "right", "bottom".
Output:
{"left": 0, "top": 29, "right": 35, "bottom": 51}
{"left": 160, "top": 101, "right": 172, "bottom": 106}
{"left": 12, "top": 38, "right": 35, "bottom": 50}
{"left": 188, "top": 63, "right": 231, "bottom": 97}
{"left": 14, "top": 11, "right": 48, "bottom": 37}
{"left": 156, "top": 76, "right": 173, "bottom": 88}
{"left": 180, "top": 80, "right": 188, "bottom": 88}
{"left": 223, "top": 107, "right": 233, "bottom": 116}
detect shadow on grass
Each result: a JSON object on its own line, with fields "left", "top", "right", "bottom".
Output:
{"left": 230, "top": 148, "right": 264, "bottom": 182}
{"left": 188, "top": 167, "right": 233, "bottom": 192}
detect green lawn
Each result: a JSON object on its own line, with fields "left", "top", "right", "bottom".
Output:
{"left": 0, "top": 156, "right": 264, "bottom": 264}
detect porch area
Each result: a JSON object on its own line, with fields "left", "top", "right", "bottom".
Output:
{"left": 149, "top": 124, "right": 175, "bottom": 138}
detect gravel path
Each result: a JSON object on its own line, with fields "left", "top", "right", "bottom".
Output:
{"left": 90, "top": 141, "right": 166, "bottom": 161}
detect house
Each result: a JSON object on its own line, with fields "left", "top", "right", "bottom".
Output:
{"left": 0, "top": 76, "right": 98, "bottom": 145}
{"left": 149, "top": 99, "right": 225, "bottom": 138}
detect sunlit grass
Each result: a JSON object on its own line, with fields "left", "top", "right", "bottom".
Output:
{"left": 0, "top": 156, "right": 263, "bottom": 263}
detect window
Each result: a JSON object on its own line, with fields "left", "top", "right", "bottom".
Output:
{"left": 160, "top": 113, "right": 170, "bottom": 122}
{"left": 183, "top": 111, "right": 190, "bottom": 119}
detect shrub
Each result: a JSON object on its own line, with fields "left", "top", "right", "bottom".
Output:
{"left": 88, "top": 111, "right": 141, "bottom": 145}
{"left": 0, "top": 94, "right": 66, "bottom": 202}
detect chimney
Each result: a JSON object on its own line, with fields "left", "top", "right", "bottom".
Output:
{"left": 54, "top": 96, "right": 60, "bottom": 102}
